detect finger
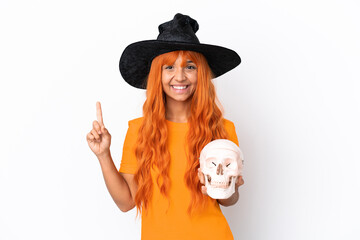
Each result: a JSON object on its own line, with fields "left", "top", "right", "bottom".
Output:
{"left": 236, "top": 176, "right": 244, "bottom": 187}
{"left": 86, "top": 132, "right": 95, "bottom": 142}
{"left": 235, "top": 176, "right": 240, "bottom": 185}
{"left": 101, "top": 125, "right": 110, "bottom": 135}
{"left": 93, "top": 120, "right": 102, "bottom": 134}
{"left": 96, "top": 101, "right": 104, "bottom": 126}
{"left": 197, "top": 168, "right": 205, "bottom": 184}
{"left": 91, "top": 129, "right": 100, "bottom": 141}
{"left": 198, "top": 172, "right": 203, "bottom": 184}
{"left": 201, "top": 186, "right": 208, "bottom": 195}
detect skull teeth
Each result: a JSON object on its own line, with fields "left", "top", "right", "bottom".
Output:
{"left": 206, "top": 175, "right": 232, "bottom": 188}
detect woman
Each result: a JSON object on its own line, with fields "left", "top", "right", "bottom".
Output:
{"left": 86, "top": 13, "right": 244, "bottom": 240}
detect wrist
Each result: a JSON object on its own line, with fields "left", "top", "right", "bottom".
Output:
{"left": 97, "top": 150, "right": 112, "bottom": 162}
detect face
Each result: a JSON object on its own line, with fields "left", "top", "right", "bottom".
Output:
{"left": 161, "top": 53, "right": 198, "bottom": 104}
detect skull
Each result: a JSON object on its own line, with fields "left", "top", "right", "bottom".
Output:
{"left": 199, "top": 139, "right": 244, "bottom": 199}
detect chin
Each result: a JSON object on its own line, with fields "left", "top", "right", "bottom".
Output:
{"left": 166, "top": 93, "right": 194, "bottom": 103}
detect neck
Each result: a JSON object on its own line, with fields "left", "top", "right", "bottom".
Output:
{"left": 165, "top": 97, "right": 192, "bottom": 123}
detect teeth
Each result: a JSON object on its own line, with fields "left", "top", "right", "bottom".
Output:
{"left": 172, "top": 85, "right": 187, "bottom": 89}
{"left": 206, "top": 175, "right": 232, "bottom": 188}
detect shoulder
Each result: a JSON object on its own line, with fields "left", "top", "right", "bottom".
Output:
{"left": 124, "top": 117, "right": 144, "bottom": 136}
{"left": 128, "top": 116, "right": 144, "bottom": 127}
{"left": 222, "top": 118, "right": 236, "bottom": 130}
{"left": 222, "top": 118, "right": 239, "bottom": 146}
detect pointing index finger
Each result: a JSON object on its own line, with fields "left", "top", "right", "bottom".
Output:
{"left": 96, "top": 101, "right": 104, "bottom": 126}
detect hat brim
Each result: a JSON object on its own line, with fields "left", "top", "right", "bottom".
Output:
{"left": 119, "top": 40, "right": 241, "bottom": 89}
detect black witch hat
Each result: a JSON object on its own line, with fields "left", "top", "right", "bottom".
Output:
{"left": 119, "top": 13, "right": 241, "bottom": 89}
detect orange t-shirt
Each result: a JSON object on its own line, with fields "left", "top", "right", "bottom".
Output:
{"left": 119, "top": 117, "right": 239, "bottom": 240}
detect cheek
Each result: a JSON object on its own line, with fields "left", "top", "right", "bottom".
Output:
{"left": 193, "top": 73, "right": 198, "bottom": 84}
{"left": 161, "top": 75, "right": 170, "bottom": 87}
{"left": 189, "top": 74, "right": 198, "bottom": 86}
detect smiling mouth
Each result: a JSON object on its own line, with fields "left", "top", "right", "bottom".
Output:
{"left": 171, "top": 85, "right": 189, "bottom": 90}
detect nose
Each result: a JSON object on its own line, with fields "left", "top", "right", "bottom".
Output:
{"left": 174, "top": 67, "right": 186, "bottom": 81}
{"left": 216, "top": 164, "right": 224, "bottom": 175}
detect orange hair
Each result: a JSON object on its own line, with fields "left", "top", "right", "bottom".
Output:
{"left": 133, "top": 50, "right": 228, "bottom": 217}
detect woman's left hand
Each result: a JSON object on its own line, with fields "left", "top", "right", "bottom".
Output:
{"left": 197, "top": 168, "right": 244, "bottom": 197}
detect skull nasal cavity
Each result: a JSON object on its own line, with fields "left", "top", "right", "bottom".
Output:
{"left": 216, "top": 164, "right": 224, "bottom": 175}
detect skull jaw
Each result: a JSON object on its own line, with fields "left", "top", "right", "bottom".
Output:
{"left": 205, "top": 176, "right": 237, "bottom": 199}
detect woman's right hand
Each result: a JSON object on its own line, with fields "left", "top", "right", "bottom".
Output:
{"left": 86, "top": 101, "right": 112, "bottom": 158}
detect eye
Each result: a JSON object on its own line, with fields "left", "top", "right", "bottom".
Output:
{"left": 186, "top": 65, "right": 196, "bottom": 70}
{"left": 226, "top": 163, "right": 231, "bottom": 167}
{"left": 164, "top": 65, "right": 173, "bottom": 70}
{"left": 212, "top": 162, "right": 216, "bottom": 166}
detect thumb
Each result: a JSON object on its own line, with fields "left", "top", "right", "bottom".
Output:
{"left": 201, "top": 185, "right": 208, "bottom": 196}
{"left": 235, "top": 175, "right": 244, "bottom": 187}
{"left": 101, "top": 125, "right": 109, "bottom": 134}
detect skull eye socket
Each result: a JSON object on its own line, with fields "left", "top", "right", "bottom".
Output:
{"left": 212, "top": 162, "right": 216, "bottom": 166}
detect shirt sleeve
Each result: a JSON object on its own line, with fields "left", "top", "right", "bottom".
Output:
{"left": 224, "top": 119, "right": 240, "bottom": 146}
{"left": 118, "top": 119, "right": 140, "bottom": 174}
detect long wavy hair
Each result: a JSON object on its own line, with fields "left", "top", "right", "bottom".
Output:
{"left": 133, "top": 50, "right": 229, "bottom": 217}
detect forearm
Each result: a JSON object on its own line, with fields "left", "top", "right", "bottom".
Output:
{"left": 217, "top": 188, "right": 239, "bottom": 207}
{"left": 97, "top": 152, "right": 134, "bottom": 212}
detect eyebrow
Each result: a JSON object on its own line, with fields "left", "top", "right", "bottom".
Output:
{"left": 163, "top": 60, "right": 195, "bottom": 68}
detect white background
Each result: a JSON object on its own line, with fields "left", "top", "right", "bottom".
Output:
{"left": 1, "top": 0, "right": 359, "bottom": 239}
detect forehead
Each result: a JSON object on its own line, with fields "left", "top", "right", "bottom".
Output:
{"left": 161, "top": 51, "right": 196, "bottom": 66}
{"left": 173, "top": 55, "right": 194, "bottom": 64}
